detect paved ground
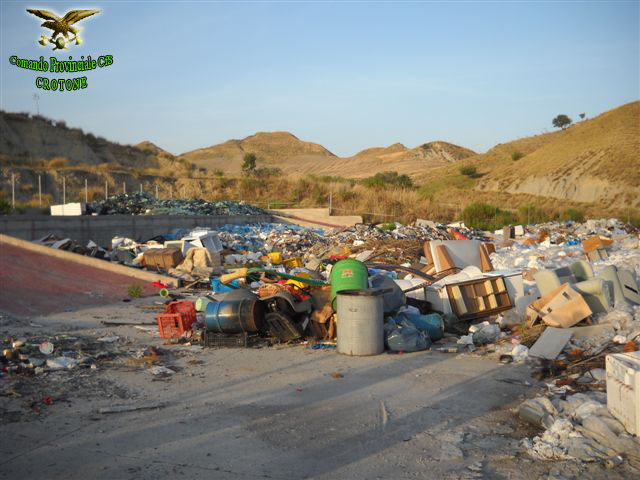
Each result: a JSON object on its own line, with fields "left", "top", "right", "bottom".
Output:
{"left": 0, "top": 243, "right": 154, "bottom": 318}
{"left": 0, "top": 301, "right": 633, "bottom": 480}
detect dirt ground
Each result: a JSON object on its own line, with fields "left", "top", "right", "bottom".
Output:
{"left": 0, "top": 299, "right": 636, "bottom": 480}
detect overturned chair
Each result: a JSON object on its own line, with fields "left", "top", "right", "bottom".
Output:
{"left": 534, "top": 260, "right": 612, "bottom": 314}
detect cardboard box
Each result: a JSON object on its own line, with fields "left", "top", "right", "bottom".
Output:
{"left": 582, "top": 235, "right": 613, "bottom": 254}
{"left": 526, "top": 283, "right": 592, "bottom": 328}
{"left": 143, "top": 248, "right": 184, "bottom": 271}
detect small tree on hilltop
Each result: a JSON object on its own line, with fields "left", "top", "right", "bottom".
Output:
{"left": 552, "top": 114, "right": 572, "bottom": 130}
{"left": 242, "top": 152, "right": 256, "bottom": 175}
{"left": 579, "top": 113, "right": 586, "bottom": 120}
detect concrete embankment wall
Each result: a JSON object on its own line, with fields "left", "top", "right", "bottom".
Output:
{"left": 0, "top": 214, "right": 275, "bottom": 246}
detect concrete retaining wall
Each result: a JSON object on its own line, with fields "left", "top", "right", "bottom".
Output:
{"left": 0, "top": 234, "right": 180, "bottom": 287}
{"left": 0, "top": 214, "right": 274, "bottom": 247}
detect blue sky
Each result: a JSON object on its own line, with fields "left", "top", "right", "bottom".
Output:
{"left": 1, "top": 1, "right": 638, "bottom": 156}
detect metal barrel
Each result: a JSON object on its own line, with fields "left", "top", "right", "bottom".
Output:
{"left": 204, "top": 296, "right": 264, "bottom": 333}
{"left": 336, "top": 288, "right": 385, "bottom": 356}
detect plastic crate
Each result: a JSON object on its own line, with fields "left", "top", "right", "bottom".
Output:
{"left": 156, "top": 301, "right": 196, "bottom": 338}
{"left": 157, "top": 314, "right": 193, "bottom": 338}
{"left": 606, "top": 351, "right": 640, "bottom": 435}
{"left": 165, "top": 301, "right": 196, "bottom": 320}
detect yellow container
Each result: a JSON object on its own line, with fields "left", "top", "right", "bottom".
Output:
{"left": 268, "top": 252, "right": 283, "bottom": 265}
{"left": 283, "top": 257, "right": 303, "bottom": 269}
{"left": 285, "top": 272, "right": 312, "bottom": 289}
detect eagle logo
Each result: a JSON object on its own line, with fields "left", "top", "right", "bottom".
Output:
{"left": 27, "top": 9, "right": 101, "bottom": 50}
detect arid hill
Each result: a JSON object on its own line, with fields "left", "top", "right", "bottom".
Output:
{"left": 180, "top": 133, "right": 475, "bottom": 177}
{"left": 179, "top": 131, "right": 336, "bottom": 174}
{"left": 0, "top": 111, "right": 173, "bottom": 171}
{"left": 418, "top": 101, "right": 640, "bottom": 209}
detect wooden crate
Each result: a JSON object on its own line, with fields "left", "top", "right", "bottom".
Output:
{"left": 445, "top": 275, "right": 512, "bottom": 321}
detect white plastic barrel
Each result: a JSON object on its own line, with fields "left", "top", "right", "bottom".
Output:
{"left": 336, "top": 289, "right": 384, "bottom": 356}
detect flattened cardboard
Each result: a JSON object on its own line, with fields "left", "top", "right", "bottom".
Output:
{"left": 526, "top": 283, "right": 592, "bottom": 328}
{"left": 582, "top": 235, "right": 613, "bottom": 254}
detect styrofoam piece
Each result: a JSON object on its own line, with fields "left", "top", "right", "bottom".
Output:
{"left": 50, "top": 202, "right": 85, "bottom": 216}
{"left": 606, "top": 352, "right": 640, "bottom": 435}
{"left": 514, "top": 225, "right": 524, "bottom": 236}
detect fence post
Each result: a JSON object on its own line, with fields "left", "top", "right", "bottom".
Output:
{"left": 105, "top": 180, "right": 108, "bottom": 199}
{"left": 62, "top": 176, "right": 66, "bottom": 204}
{"left": 85, "top": 178, "right": 88, "bottom": 203}
{"left": 169, "top": 185, "right": 172, "bottom": 199}
{"left": 123, "top": 181, "right": 126, "bottom": 194}
{"left": 140, "top": 183, "right": 143, "bottom": 194}
{"left": 155, "top": 184, "right": 158, "bottom": 199}
{"left": 328, "top": 191, "right": 332, "bottom": 216}
{"left": 38, "top": 174, "right": 42, "bottom": 207}
{"left": 11, "top": 173, "right": 15, "bottom": 208}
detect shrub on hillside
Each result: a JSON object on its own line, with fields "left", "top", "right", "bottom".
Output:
{"left": 361, "top": 171, "right": 413, "bottom": 189}
{"left": 47, "top": 156, "right": 68, "bottom": 170}
{"left": 461, "top": 202, "right": 518, "bottom": 231}
{"left": 459, "top": 165, "right": 478, "bottom": 177}
{"left": 511, "top": 151, "right": 524, "bottom": 161}
{"left": 0, "top": 198, "right": 12, "bottom": 215}
{"left": 255, "top": 167, "right": 283, "bottom": 178}
{"left": 517, "top": 205, "right": 556, "bottom": 225}
{"left": 562, "top": 208, "right": 585, "bottom": 222}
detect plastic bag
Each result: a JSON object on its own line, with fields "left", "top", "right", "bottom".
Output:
{"left": 384, "top": 318, "right": 431, "bottom": 352}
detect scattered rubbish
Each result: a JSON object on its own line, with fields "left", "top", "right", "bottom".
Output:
{"left": 149, "top": 366, "right": 174, "bottom": 376}
{"left": 39, "top": 341, "right": 54, "bottom": 355}
{"left": 97, "top": 336, "right": 120, "bottom": 343}
{"left": 98, "top": 403, "right": 168, "bottom": 414}
{"left": 46, "top": 356, "right": 79, "bottom": 370}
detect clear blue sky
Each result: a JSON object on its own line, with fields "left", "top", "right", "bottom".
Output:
{"left": 1, "top": 1, "right": 638, "bottom": 156}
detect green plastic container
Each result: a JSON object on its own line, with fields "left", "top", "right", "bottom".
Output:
{"left": 330, "top": 259, "right": 369, "bottom": 309}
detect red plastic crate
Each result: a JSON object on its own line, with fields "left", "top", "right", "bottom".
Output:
{"left": 156, "top": 301, "right": 196, "bottom": 338}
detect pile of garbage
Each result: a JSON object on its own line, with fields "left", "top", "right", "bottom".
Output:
{"left": 26, "top": 215, "right": 640, "bottom": 468}
{"left": 87, "top": 193, "right": 268, "bottom": 216}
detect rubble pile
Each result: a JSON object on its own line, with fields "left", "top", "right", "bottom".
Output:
{"left": 87, "top": 193, "right": 268, "bottom": 216}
